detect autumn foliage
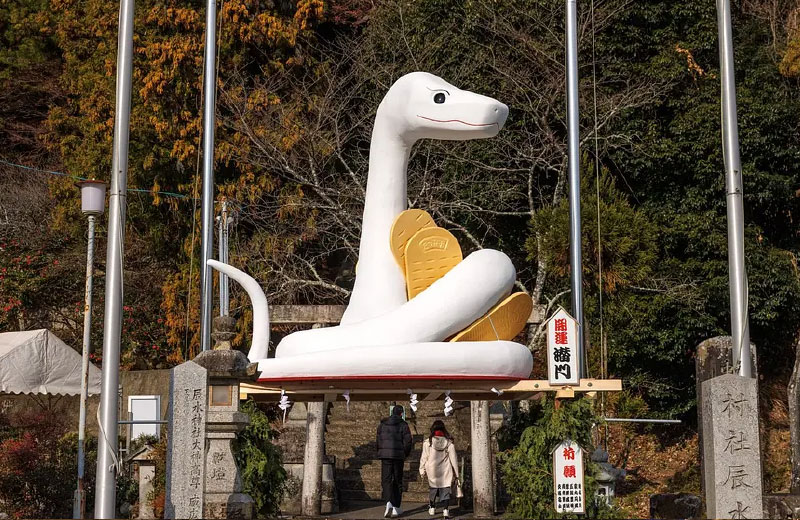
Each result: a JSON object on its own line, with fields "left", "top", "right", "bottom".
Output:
{"left": 0, "top": 409, "right": 97, "bottom": 519}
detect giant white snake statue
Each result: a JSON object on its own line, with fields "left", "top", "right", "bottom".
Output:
{"left": 209, "top": 72, "right": 533, "bottom": 381}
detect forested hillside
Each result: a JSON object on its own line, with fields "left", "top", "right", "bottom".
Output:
{"left": 2, "top": 0, "right": 800, "bottom": 418}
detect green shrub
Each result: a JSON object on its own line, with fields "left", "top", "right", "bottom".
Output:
{"left": 499, "top": 397, "right": 618, "bottom": 519}
{"left": 234, "top": 400, "right": 286, "bottom": 518}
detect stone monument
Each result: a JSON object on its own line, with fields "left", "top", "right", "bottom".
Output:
{"left": 165, "top": 360, "right": 207, "bottom": 519}
{"left": 695, "top": 336, "right": 758, "bottom": 497}
{"left": 128, "top": 444, "right": 158, "bottom": 519}
{"left": 701, "top": 374, "right": 763, "bottom": 519}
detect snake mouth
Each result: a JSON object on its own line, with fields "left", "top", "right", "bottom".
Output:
{"left": 416, "top": 115, "right": 500, "bottom": 130}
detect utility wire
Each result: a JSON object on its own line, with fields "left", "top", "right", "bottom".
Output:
{"left": 0, "top": 157, "right": 194, "bottom": 200}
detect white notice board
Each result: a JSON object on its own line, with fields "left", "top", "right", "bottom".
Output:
{"left": 128, "top": 395, "right": 161, "bottom": 440}
{"left": 546, "top": 307, "right": 580, "bottom": 385}
{"left": 553, "top": 439, "right": 585, "bottom": 514}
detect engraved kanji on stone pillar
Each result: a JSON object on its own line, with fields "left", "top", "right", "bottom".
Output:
{"left": 702, "top": 374, "right": 763, "bottom": 519}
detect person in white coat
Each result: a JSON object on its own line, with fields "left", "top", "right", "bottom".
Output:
{"left": 419, "top": 420, "right": 459, "bottom": 518}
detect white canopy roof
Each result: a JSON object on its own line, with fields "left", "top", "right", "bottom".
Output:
{"left": 0, "top": 329, "right": 101, "bottom": 395}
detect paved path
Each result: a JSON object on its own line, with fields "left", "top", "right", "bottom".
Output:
{"left": 311, "top": 501, "right": 473, "bottom": 519}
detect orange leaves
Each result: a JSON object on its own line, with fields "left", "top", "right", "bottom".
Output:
{"left": 220, "top": 0, "right": 324, "bottom": 48}
{"left": 780, "top": 38, "right": 800, "bottom": 77}
{"left": 294, "top": 0, "right": 324, "bottom": 31}
{"left": 144, "top": 6, "right": 201, "bottom": 30}
{"left": 245, "top": 88, "right": 281, "bottom": 112}
{"left": 41, "top": 0, "right": 333, "bottom": 355}
{"left": 674, "top": 44, "right": 710, "bottom": 79}
{"left": 151, "top": 180, "right": 162, "bottom": 205}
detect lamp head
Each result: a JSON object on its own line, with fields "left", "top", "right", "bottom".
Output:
{"left": 76, "top": 180, "right": 107, "bottom": 216}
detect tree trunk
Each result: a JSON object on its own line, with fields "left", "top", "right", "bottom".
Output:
{"left": 789, "top": 339, "right": 800, "bottom": 494}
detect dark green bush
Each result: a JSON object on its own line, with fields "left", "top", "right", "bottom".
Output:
{"left": 499, "top": 397, "right": 618, "bottom": 519}
{"left": 234, "top": 400, "right": 286, "bottom": 518}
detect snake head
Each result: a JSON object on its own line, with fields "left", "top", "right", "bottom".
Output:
{"left": 378, "top": 72, "right": 509, "bottom": 143}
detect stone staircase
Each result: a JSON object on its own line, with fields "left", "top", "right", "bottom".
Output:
{"left": 324, "top": 400, "right": 474, "bottom": 504}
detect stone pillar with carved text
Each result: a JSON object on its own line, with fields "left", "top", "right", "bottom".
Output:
{"left": 165, "top": 361, "right": 207, "bottom": 519}
{"left": 701, "top": 374, "right": 763, "bottom": 519}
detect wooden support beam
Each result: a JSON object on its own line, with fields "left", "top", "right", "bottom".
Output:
{"left": 266, "top": 303, "right": 547, "bottom": 326}
{"left": 555, "top": 387, "right": 575, "bottom": 399}
{"left": 240, "top": 378, "right": 622, "bottom": 402}
{"left": 270, "top": 305, "right": 346, "bottom": 325}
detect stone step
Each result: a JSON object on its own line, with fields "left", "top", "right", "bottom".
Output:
{"left": 317, "top": 401, "right": 477, "bottom": 509}
{"left": 338, "top": 488, "right": 432, "bottom": 503}
{"left": 336, "top": 481, "right": 434, "bottom": 499}
{"left": 334, "top": 469, "right": 431, "bottom": 490}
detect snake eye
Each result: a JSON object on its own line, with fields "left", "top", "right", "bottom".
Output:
{"left": 433, "top": 92, "right": 446, "bottom": 104}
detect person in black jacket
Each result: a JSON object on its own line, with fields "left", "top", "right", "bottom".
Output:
{"left": 377, "top": 405, "right": 413, "bottom": 518}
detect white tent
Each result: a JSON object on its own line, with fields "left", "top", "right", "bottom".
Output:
{"left": 0, "top": 329, "right": 101, "bottom": 395}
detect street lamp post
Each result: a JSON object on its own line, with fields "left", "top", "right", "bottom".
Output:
{"left": 199, "top": 0, "right": 219, "bottom": 351}
{"left": 73, "top": 180, "right": 106, "bottom": 519}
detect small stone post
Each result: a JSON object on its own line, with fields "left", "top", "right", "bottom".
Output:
{"left": 471, "top": 400, "right": 494, "bottom": 517}
{"left": 302, "top": 401, "right": 326, "bottom": 516}
{"left": 130, "top": 446, "right": 156, "bottom": 519}
{"left": 701, "top": 374, "right": 763, "bottom": 518}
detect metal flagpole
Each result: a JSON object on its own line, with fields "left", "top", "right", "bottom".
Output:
{"left": 716, "top": 0, "right": 751, "bottom": 377}
{"left": 199, "top": 0, "right": 218, "bottom": 351}
{"left": 566, "top": 0, "right": 585, "bottom": 377}
{"left": 94, "top": 0, "right": 134, "bottom": 513}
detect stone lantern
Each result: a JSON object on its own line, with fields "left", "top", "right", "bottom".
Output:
{"left": 591, "top": 448, "right": 625, "bottom": 506}
{"left": 192, "top": 336, "right": 256, "bottom": 518}
{"left": 165, "top": 315, "right": 257, "bottom": 520}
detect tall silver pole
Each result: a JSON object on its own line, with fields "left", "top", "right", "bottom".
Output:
{"left": 73, "top": 215, "right": 96, "bottom": 519}
{"left": 218, "top": 200, "right": 229, "bottom": 316}
{"left": 717, "top": 0, "right": 751, "bottom": 377}
{"left": 566, "top": 0, "right": 585, "bottom": 377}
{"left": 199, "top": 0, "right": 218, "bottom": 351}
{"left": 94, "top": 0, "right": 134, "bottom": 514}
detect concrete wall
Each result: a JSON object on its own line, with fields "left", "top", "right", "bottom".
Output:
{"left": 120, "top": 369, "right": 172, "bottom": 425}
{"left": 1, "top": 369, "right": 172, "bottom": 439}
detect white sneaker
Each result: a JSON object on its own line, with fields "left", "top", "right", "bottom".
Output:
{"left": 443, "top": 509, "right": 450, "bottom": 518}
{"left": 429, "top": 506, "right": 436, "bottom": 516}
{"left": 384, "top": 502, "right": 393, "bottom": 518}
{"left": 392, "top": 506, "right": 402, "bottom": 517}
